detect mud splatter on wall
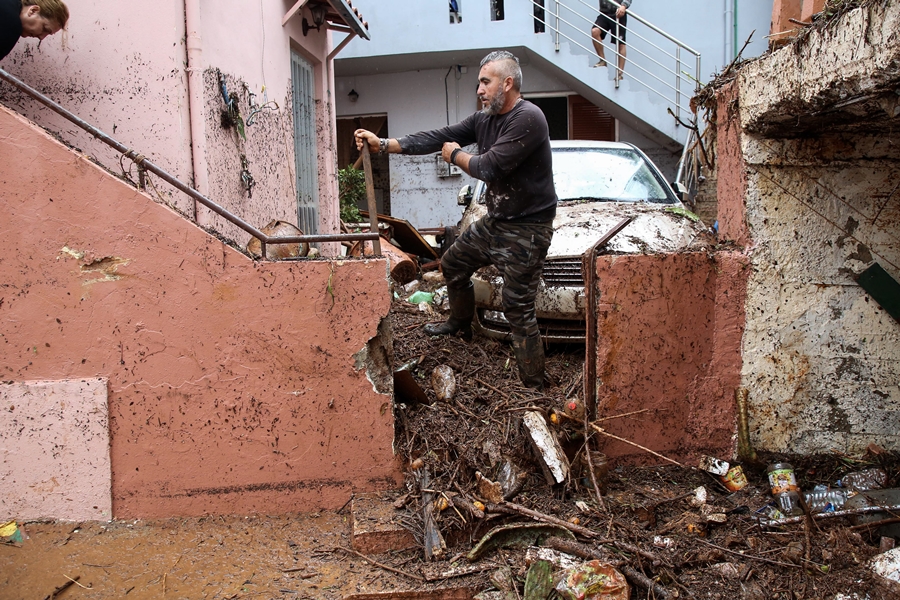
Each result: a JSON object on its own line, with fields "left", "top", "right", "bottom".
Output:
{"left": 203, "top": 69, "right": 298, "bottom": 248}
{"left": 0, "top": 102, "right": 401, "bottom": 520}
{"left": 716, "top": 2, "right": 900, "bottom": 453}
{"left": 591, "top": 252, "right": 749, "bottom": 463}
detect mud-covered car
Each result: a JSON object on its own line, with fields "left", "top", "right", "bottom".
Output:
{"left": 455, "top": 140, "right": 713, "bottom": 343}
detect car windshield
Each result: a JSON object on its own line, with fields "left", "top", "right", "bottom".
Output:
{"left": 553, "top": 147, "right": 675, "bottom": 204}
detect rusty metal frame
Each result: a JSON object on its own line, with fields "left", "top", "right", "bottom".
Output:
{"left": 0, "top": 68, "right": 379, "bottom": 260}
{"left": 582, "top": 217, "right": 634, "bottom": 421}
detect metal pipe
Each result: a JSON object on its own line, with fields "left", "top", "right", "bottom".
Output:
{"left": 675, "top": 46, "right": 681, "bottom": 122}
{"left": 555, "top": 0, "right": 560, "bottom": 51}
{"left": 184, "top": 0, "right": 209, "bottom": 225}
{"left": 724, "top": 0, "right": 733, "bottom": 63}
{"left": 733, "top": 0, "right": 739, "bottom": 60}
{"left": 0, "top": 68, "right": 379, "bottom": 252}
{"left": 582, "top": 217, "right": 633, "bottom": 421}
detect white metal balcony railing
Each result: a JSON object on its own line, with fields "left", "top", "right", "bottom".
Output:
{"left": 530, "top": 0, "right": 700, "bottom": 119}
{"left": 526, "top": 0, "right": 705, "bottom": 200}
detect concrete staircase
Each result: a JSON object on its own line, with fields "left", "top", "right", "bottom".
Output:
{"left": 336, "top": 0, "right": 699, "bottom": 152}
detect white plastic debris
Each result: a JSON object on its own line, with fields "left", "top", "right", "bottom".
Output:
{"left": 522, "top": 411, "right": 569, "bottom": 484}
{"left": 689, "top": 485, "right": 708, "bottom": 507}
{"left": 870, "top": 546, "right": 900, "bottom": 593}
{"left": 653, "top": 536, "right": 674, "bottom": 549}
{"left": 699, "top": 455, "right": 730, "bottom": 476}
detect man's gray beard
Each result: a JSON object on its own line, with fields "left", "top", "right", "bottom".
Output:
{"left": 481, "top": 90, "right": 505, "bottom": 115}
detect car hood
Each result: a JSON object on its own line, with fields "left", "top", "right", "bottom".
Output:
{"left": 460, "top": 201, "right": 713, "bottom": 258}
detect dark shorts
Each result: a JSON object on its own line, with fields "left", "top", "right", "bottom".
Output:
{"left": 593, "top": 11, "right": 627, "bottom": 43}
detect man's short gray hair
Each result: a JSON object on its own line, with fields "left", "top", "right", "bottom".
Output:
{"left": 480, "top": 50, "right": 522, "bottom": 91}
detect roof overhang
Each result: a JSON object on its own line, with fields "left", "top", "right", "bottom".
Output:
{"left": 283, "top": 0, "right": 370, "bottom": 41}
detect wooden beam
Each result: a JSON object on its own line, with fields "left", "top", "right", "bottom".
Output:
{"left": 282, "top": 0, "right": 310, "bottom": 27}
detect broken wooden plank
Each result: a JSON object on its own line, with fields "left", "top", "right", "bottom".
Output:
{"left": 485, "top": 502, "right": 599, "bottom": 539}
{"left": 522, "top": 411, "right": 569, "bottom": 485}
{"left": 414, "top": 466, "right": 446, "bottom": 561}
{"left": 360, "top": 143, "right": 381, "bottom": 255}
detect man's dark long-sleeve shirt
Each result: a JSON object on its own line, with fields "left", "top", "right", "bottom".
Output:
{"left": 397, "top": 100, "right": 557, "bottom": 223}
{"left": 0, "top": 0, "right": 22, "bottom": 61}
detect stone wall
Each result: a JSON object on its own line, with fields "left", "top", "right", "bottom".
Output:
{"left": 718, "top": 1, "right": 900, "bottom": 454}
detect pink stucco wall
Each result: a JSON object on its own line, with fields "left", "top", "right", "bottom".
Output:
{"left": 0, "top": 104, "right": 400, "bottom": 519}
{"left": 592, "top": 252, "right": 749, "bottom": 463}
{"left": 0, "top": 1, "right": 342, "bottom": 254}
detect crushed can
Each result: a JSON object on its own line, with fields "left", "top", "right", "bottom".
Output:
{"left": 720, "top": 465, "right": 748, "bottom": 491}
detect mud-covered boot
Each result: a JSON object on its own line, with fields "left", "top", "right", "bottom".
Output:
{"left": 512, "top": 333, "right": 545, "bottom": 389}
{"left": 424, "top": 283, "right": 474, "bottom": 340}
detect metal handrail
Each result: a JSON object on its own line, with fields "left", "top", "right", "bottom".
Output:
{"left": 0, "top": 68, "right": 380, "bottom": 260}
{"left": 540, "top": 0, "right": 701, "bottom": 119}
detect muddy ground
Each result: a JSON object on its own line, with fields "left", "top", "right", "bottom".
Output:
{"left": 2, "top": 290, "right": 898, "bottom": 599}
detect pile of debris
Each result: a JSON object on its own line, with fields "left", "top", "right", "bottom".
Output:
{"left": 354, "top": 278, "right": 900, "bottom": 599}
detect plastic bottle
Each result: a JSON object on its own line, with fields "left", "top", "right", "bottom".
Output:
{"left": 838, "top": 468, "right": 888, "bottom": 491}
{"left": 767, "top": 462, "right": 803, "bottom": 516}
{"left": 803, "top": 484, "right": 849, "bottom": 513}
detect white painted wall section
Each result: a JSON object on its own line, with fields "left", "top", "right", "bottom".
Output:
{"left": 1, "top": 379, "right": 112, "bottom": 522}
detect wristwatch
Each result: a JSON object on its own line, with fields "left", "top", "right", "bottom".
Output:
{"left": 450, "top": 148, "right": 462, "bottom": 165}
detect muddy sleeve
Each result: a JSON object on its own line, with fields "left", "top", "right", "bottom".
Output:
{"left": 467, "top": 105, "right": 548, "bottom": 183}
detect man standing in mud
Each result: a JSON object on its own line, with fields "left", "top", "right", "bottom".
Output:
{"left": 355, "top": 50, "right": 556, "bottom": 389}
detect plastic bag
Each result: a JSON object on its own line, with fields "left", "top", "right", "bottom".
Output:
{"left": 431, "top": 365, "right": 456, "bottom": 401}
{"left": 556, "top": 560, "right": 630, "bottom": 600}
{"left": 407, "top": 291, "right": 433, "bottom": 305}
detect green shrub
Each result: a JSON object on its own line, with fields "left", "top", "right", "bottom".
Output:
{"left": 338, "top": 166, "right": 365, "bottom": 224}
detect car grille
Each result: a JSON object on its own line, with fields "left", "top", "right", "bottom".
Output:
{"left": 477, "top": 309, "right": 587, "bottom": 343}
{"left": 542, "top": 258, "right": 584, "bottom": 287}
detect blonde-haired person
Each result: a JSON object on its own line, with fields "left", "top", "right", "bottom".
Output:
{"left": 1, "top": 0, "right": 69, "bottom": 60}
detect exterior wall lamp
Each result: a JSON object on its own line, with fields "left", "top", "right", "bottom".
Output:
{"left": 303, "top": 3, "right": 328, "bottom": 36}
{"left": 348, "top": 89, "right": 359, "bottom": 102}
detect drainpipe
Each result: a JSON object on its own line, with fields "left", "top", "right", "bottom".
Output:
{"left": 724, "top": 0, "right": 733, "bottom": 63}
{"left": 733, "top": 0, "right": 739, "bottom": 58}
{"left": 184, "top": 0, "right": 210, "bottom": 225}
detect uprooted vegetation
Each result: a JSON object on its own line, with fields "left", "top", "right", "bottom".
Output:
{"left": 380, "top": 287, "right": 900, "bottom": 599}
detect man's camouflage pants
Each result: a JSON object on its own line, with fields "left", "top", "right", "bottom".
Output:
{"left": 441, "top": 216, "right": 553, "bottom": 339}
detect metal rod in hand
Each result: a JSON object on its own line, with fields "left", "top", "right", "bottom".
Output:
{"left": 360, "top": 144, "right": 382, "bottom": 255}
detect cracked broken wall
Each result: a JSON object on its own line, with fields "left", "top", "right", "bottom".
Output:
{"left": 0, "top": 1, "right": 340, "bottom": 254}
{"left": 717, "top": 1, "right": 900, "bottom": 453}
{"left": 591, "top": 252, "right": 749, "bottom": 464}
{"left": 0, "top": 104, "right": 402, "bottom": 520}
